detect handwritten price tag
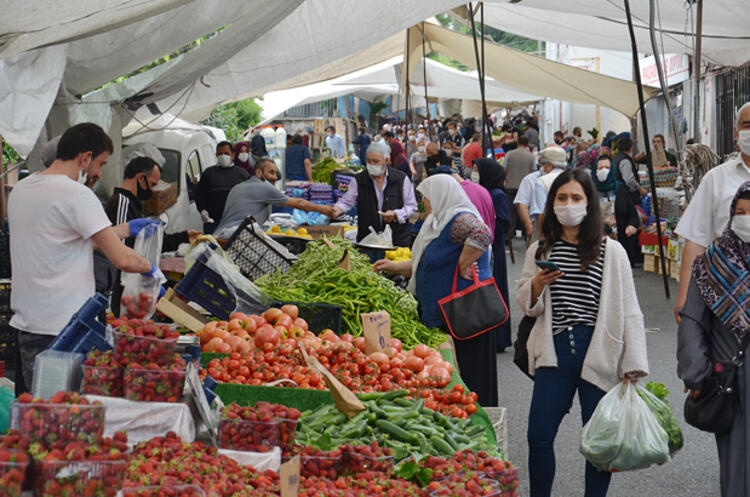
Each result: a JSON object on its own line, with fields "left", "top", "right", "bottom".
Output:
{"left": 361, "top": 310, "right": 392, "bottom": 356}
{"left": 280, "top": 455, "right": 300, "bottom": 497}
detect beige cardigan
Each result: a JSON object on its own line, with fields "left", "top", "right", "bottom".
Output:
{"left": 516, "top": 237, "right": 649, "bottom": 391}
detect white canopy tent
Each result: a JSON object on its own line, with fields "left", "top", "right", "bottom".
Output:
{"left": 474, "top": 0, "right": 750, "bottom": 67}
{"left": 260, "top": 54, "right": 544, "bottom": 122}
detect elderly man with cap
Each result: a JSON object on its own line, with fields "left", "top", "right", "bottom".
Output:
{"left": 515, "top": 146, "right": 567, "bottom": 246}
{"left": 331, "top": 141, "right": 417, "bottom": 253}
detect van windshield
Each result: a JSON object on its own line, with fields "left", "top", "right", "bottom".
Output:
{"left": 158, "top": 148, "right": 181, "bottom": 188}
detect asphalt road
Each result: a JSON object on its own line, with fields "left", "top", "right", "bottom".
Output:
{"left": 499, "top": 244, "right": 721, "bottom": 497}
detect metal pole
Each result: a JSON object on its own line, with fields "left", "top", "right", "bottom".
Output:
{"left": 692, "top": 0, "right": 703, "bottom": 143}
{"left": 404, "top": 30, "right": 411, "bottom": 130}
{"left": 649, "top": 0, "right": 683, "bottom": 165}
{"left": 0, "top": 135, "right": 6, "bottom": 231}
{"left": 624, "top": 0, "right": 670, "bottom": 299}
{"left": 421, "top": 23, "right": 434, "bottom": 142}
{"left": 468, "top": 3, "right": 491, "bottom": 156}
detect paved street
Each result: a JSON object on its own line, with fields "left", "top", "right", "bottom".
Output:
{"left": 499, "top": 244, "right": 721, "bottom": 497}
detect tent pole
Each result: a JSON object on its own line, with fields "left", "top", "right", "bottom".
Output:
{"left": 0, "top": 135, "right": 6, "bottom": 231}
{"left": 649, "top": 0, "right": 683, "bottom": 166}
{"left": 421, "top": 23, "right": 432, "bottom": 142}
{"left": 624, "top": 0, "right": 670, "bottom": 299}
{"left": 468, "top": 2, "right": 491, "bottom": 157}
{"left": 405, "top": 30, "right": 411, "bottom": 129}
{"left": 692, "top": 0, "right": 703, "bottom": 144}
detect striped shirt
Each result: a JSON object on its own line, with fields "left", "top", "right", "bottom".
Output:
{"left": 549, "top": 239, "right": 606, "bottom": 334}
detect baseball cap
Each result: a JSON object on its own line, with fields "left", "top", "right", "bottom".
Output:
{"left": 538, "top": 146, "right": 567, "bottom": 167}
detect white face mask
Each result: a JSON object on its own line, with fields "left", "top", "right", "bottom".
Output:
{"left": 77, "top": 157, "right": 90, "bottom": 184}
{"left": 417, "top": 146, "right": 426, "bottom": 154}
{"left": 328, "top": 132, "right": 334, "bottom": 138}
{"left": 448, "top": 129, "right": 456, "bottom": 136}
{"left": 732, "top": 214, "right": 750, "bottom": 243}
{"left": 417, "top": 133, "right": 425, "bottom": 141}
{"left": 366, "top": 164, "right": 386, "bottom": 177}
{"left": 408, "top": 135, "right": 416, "bottom": 142}
{"left": 217, "top": 154, "right": 232, "bottom": 167}
{"left": 470, "top": 170, "right": 480, "bottom": 183}
{"left": 554, "top": 203, "right": 588, "bottom": 227}
{"left": 238, "top": 152, "right": 249, "bottom": 163}
{"left": 738, "top": 129, "right": 750, "bottom": 156}
{"left": 596, "top": 168, "right": 611, "bottom": 182}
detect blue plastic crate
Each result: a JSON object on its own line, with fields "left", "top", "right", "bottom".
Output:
{"left": 175, "top": 251, "right": 269, "bottom": 320}
{"left": 70, "top": 329, "right": 112, "bottom": 355}
{"left": 48, "top": 294, "right": 109, "bottom": 353}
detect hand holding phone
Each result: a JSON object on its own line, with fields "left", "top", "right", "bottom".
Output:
{"left": 535, "top": 260, "right": 561, "bottom": 272}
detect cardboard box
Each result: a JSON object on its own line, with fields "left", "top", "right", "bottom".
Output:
{"left": 156, "top": 288, "right": 208, "bottom": 332}
{"left": 301, "top": 225, "right": 346, "bottom": 239}
{"left": 643, "top": 253, "right": 670, "bottom": 275}
{"left": 142, "top": 181, "right": 178, "bottom": 216}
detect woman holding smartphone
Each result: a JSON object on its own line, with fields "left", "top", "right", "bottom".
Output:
{"left": 516, "top": 169, "right": 649, "bottom": 497}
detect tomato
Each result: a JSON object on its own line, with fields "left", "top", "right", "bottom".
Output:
{"left": 262, "top": 307, "right": 283, "bottom": 323}
{"left": 280, "top": 304, "right": 299, "bottom": 319}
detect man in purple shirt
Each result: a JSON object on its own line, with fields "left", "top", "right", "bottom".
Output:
{"left": 331, "top": 141, "right": 417, "bottom": 247}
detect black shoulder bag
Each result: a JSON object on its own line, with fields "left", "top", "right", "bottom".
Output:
{"left": 684, "top": 334, "right": 750, "bottom": 434}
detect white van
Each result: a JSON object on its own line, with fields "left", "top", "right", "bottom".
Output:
{"left": 121, "top": 118, "right": 223, "bottom": 234}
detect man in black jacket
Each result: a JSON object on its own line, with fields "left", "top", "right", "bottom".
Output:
{"left": 100, "top": 156, "right": 200, "bottom": 315}
{"left": 196, "top": 141, "right": 250, "bottom": 233}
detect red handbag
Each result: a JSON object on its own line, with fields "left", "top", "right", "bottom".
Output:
{"left": 437, "top": 264, "right": 509, "bottom": 341}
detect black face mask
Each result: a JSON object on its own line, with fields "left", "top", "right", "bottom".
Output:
{"left": 137, "top": 177, "right": 153, "bottom": 201}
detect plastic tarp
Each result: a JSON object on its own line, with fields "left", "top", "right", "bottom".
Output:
{"left": 476, "top": 0, "right": 750, "bottom": 67}
{"left": 403, "top": 23, "right": 657, "bottom": 117}
{"left": 0, "top": 45, "right": 67, "bottom": 157}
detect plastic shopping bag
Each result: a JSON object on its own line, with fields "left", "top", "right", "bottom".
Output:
{"left": 580, "top": 382, "right": 669, "bottom": 472}
{"left": 120, "top": 223, "right": 165, "bottom": 319}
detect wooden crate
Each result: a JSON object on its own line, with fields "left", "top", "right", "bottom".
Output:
{"left": 643, "top": 254, "right": 670, "bottom": 275}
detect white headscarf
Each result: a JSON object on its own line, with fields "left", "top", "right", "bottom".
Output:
{"left": 408, "top": 175, "right": 481, "bottom": 294}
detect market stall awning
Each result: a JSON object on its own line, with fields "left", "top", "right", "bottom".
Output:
{"left": 474, "top": 0, "right": 750, "bottom": 67}
{"left": 403, "top": 23, "right": 658, "bottom": 118}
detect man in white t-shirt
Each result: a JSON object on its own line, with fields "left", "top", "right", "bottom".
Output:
{"left": 674, "top": 102, "right": 750, "bottom": 322}
{"left": 9, "top": 123, "right": 157, "bottom": 393}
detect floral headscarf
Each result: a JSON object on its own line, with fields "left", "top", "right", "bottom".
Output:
{"left": 692, "top": 181, "right": 750, "bottom": 343}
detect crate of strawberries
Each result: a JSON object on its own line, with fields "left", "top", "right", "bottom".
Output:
{"left": 111, "top": 318, "right": 180, "bottom": 367}
{"left": 10, "top": 391, "right": 104, "bottom": 450}
{"left": 123, "top": 353, "right": 187, "bottom": 403}
{"left": 81, "top": 349, "right": 123, "bottom": 397}
{"left": 218, "top": 401, "right": 300, "bottom": 452}
{"left": 0, "top": 448, "right": 28, "bottom": 497}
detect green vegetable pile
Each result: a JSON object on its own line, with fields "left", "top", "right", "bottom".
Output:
{"left": 638, "top": 381, "right": 684, "bottom": 455}
{"left": 255, "top": 238, "right": 447, "bottom": 348}
{"left": 312, "top": 157, "right": 340, "bottom": 184}
{"left": 296, "top": 390, "right": 497, "bottom": 461}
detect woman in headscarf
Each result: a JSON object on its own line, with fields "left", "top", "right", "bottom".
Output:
{"left": 678, "top": 181, "right": 750, "bottom": 497}
{"left": 233, "top": 141, "right": 253, "bottom": 175}
{"left": 373, "top": 175, "right": 497, "bottom": 406}
{"left": 475, "top": 158, "right": 512, "bottom": 353}
{"left": 591, "top": 154, "right": 618, "bottom": 199}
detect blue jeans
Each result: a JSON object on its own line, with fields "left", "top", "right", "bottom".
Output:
{"left": 527, "top": 324, "right": 611, "bottom": 497}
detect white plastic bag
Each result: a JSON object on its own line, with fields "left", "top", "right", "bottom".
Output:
{"left": 580, "top": 382, "right": 669, "bottom": 472}
{"left": 359, "top": 225, "right": 393, "bottom": 247}
{"left": 120, "top": 223, "right": 165, "bottom": 319}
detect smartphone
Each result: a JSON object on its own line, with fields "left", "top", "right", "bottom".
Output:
{"left": 535, "top": 260, "right": 562, "bottom": 272}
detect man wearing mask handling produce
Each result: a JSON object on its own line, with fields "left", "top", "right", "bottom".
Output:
{"left": 196, "top": 141, "right": 250, "bottom": 234}
{"left": 8, "top": 122, "right": 158, "bottom": 394}
{"left": 331, "top": 140, "right": 418, "bottom": 250}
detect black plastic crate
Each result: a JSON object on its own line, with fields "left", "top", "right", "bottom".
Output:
{"left": 271, "top": 301, "right": 342, "bottom": 334}
{"left": 268, "top": 235, "right": 311, "bottom": 256}
{"left": 224, "top": 216, "right": 297, "bottom": 280}
{"left": 175, "top": 251, "right": 269, "bottom": 320}
{"left": 0, "top": 324, "right": 18, "bottom": 367}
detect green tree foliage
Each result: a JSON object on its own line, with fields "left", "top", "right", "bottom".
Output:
{"left": 201, "top": 99, "right": 263, "bottom": 142}
{"left": 2, "top": 141, "right": 20, "bottom": 167}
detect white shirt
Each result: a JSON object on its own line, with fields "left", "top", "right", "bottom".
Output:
{"left": 675, "top": 157, "right": 750, "bottom": 247}
{"left": 9, "top": 174, "right": 111, "bottom": 335}
{"left": 325, "top": 134, "right": 346, "bottom": 158}
{"left": 514, "top": 170, "right": 545, "bottom": 216}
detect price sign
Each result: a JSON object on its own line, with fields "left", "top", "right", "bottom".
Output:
{"left": 280, "top": 455, "right": 300, "bottom": 497}
{"left": 361, "top": 310, "right": 392, "bottom": 356}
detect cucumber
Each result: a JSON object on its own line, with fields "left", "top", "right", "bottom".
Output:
{"left": 376, "top": 419, "right": 418, "bottom": 444}
{"left": 430, "top": 434, "right": 455, "bottom": 456}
